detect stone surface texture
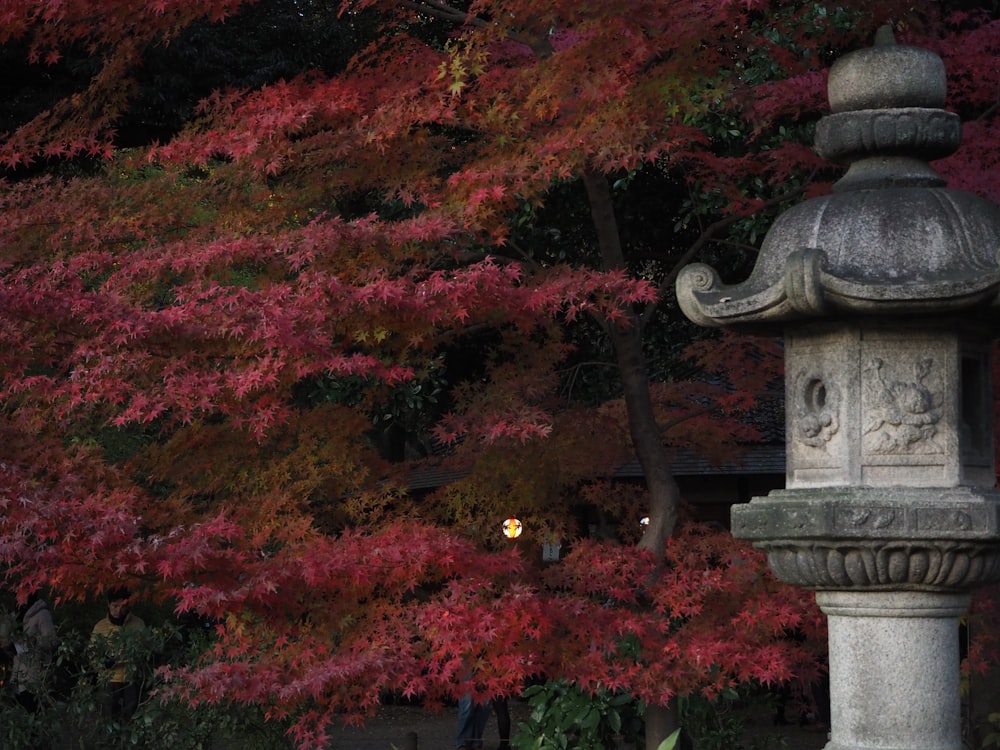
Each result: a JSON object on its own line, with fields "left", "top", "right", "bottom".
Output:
{"left": 676, "top": 28, "right": 1000, "bottom": 750}
{"left": 819, "top": 591, "right": 968, "bottom": 750}
{"left": 676, "top": 37, "right": 1000, "bottom": 329}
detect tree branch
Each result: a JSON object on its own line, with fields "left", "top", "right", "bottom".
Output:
{"left": 399, "top": 0, "right": 486, "bottom": 28}
{"left": 500, "top": 238, "right": 544, "bottom": 273}
{"left": 399, "top": 0, "right": 553, "bottom": 56}
{"left": 977, "top": 100, "right": 1000, "bottom": 122}
{"left": 558, "top": 360, "right": 619, "bottom": 400}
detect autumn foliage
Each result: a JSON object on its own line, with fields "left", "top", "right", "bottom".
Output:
{"left": 1, "top": 0, "right": 1000, "bottom": 747}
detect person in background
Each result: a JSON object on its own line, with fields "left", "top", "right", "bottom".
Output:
{"left": 90, "top": 586, "right": 146, "bottom": 723}
{"left": 493, "top": 696, "right": 511, "bottom": 750}
{"left": 0, "top": 591, "right": 58, "bottom": 713}
{"left": 455, "top": 692, "right": 492, "bottom": 749}
{"left": 455, "top": 693, "right": 510, "bottom": 750}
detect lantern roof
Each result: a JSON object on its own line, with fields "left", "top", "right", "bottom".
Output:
{"left": 677, "top": 28, "right": 1000, "bottom": 329}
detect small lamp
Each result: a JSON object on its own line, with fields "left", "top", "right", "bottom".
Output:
{"left": 502, "top": 517, "right": 523, "bottom": 539}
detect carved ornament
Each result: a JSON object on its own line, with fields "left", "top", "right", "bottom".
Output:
{"left": 759, "top": 539, "right": 1000, "bottom": 591}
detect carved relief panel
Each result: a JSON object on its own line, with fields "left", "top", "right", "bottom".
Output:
{"left": 785, "top": 325, "right": 858, "bottom": 489}
{"left": 785, "top": 324, "right": 992, "bottom": 488}
{"left": 794, "top": 370, "right": 841, "bottom": 448}
{"left": 861, "top": 356, "right": 943, "bottom": 456}
{"left": 858, "top": 332, "right": 960, "bottom": 487}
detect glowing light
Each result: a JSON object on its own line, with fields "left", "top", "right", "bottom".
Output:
{"left": 640, "top": 516, "right": 650, "bottom": 527}
{"left": 502, "top": 517, "right": 523, "bottom": 539}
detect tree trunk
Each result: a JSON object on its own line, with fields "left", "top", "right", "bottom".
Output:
{"left": 583, "top": 170, "right": 683, "bottom": 750}
{"left": 645, "top": 702, "right": 681, "bottom": 750}
{"left": 608, "top": 315, "right": 681, "bottom": 554}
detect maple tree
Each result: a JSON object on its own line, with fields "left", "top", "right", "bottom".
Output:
{"left": 2, "top": 1, "right": 1000, "bottom": 747}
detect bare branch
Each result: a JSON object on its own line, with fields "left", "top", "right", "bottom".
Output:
{"left": 977, "top": 100, "right": 1000, "bottom": 122}
{"left": 558, "top": 360, "right": 619, "bottom": 400}
{"left": 658, "top": 404, "right": 714, "bottom": 434}
{"left": 501, "top": 239, "right": 544, "bottom": 273}
{"left": 710, "top": 237, "right": 761, "bottom": 255}
{"left": 399, "top": 0, "right": 552, "bottom": 56}
{"left": 399, "top": 0, "right": 486, "bottom": 28}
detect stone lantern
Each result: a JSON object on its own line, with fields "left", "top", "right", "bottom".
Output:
{"left": 676, "top": 29, "right": 1000, "bottom": 750}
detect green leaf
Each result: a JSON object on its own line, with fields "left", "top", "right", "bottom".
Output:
{"left": 608, "top": 708, "right": 622, "bottom": 733}
{"left": 656, "top": 728, "right": 682, "bottom": 750}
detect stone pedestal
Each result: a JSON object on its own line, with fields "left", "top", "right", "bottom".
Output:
{"left": 818, "top": 591, "right": 968, "bottom": 750}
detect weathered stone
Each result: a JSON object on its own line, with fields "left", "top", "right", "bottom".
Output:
{"left": 827, "top": 40, "right": 946, "bottom": 113}
{"left": 674, "top": 187, "right": 1000, "bottom": 326}
{"left": 759, "top": 540, "right": 1000, "bottom": 590}
{"left": 782, "top": 321, "right": 994, "bottom": 489}
{"left": 815, "top": 108, "right": 960, "bottom": 164}
{"left": 731, "top": 487, "right": 1000, "bottom": 540}
{"left": 676, "top": 27, "right": 1000, "bottom": 750}
{"left": 675, "top": 34, "right": 1000, "bottom": 331}
{"left": 818, "top": 591, "right": 967, "bottom": 750}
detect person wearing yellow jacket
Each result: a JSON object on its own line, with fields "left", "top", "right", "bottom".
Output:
{"left": 90, "top": 587, "right": 146, "bottom": 723}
